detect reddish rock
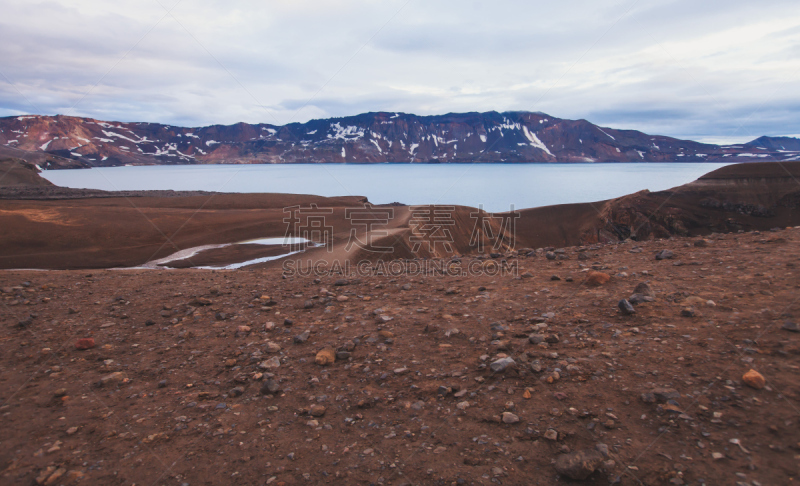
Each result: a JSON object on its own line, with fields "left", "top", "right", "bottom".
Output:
{"left": 585, "top": 271, "right": 611, "bottom": 287}
{"left": 743, "top": 369, "right": 766, "bottom": 389}
{"left": 75, "top": 338, "right": 95, "bottom": 350}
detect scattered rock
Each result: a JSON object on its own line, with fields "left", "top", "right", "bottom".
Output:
{"left": 585, "top": 271, "right": 611, "bottom": 287}
{"left": 544, "top": 429, "right": 558, "bottom": 441}
{"left": 490, "top": 357, "right": 516, "bottom": 373}
{"left": 656, "top": 249, "right": 675, "bottom": 260}
{"left": 75, "top": 338, "right": 95, "bottom": 350}
{"left": 618, "top": 299, "right": 635, "bottom": 315}
{"left": 628, "top": 294, "right": 654, "bottom": 305}
{"left": 680, "top": 307, "right": 696, "bottom": 318}
{"left": 652, "top": 388, "right": 681, "bottom": 402}
{"left": 633, "top": 282, "right": 655, "bottom": 297}
{"left": 309, "top": 404, "right": 326, "bottom": 417}
{"left": 260, "top": 379, "right": 280, "bottom": 395}
{"left": 554, "top": 449, "right": 604, "bottom": 480}
{"left": 260, "top": 357, "right": 281, "bottom": 370}
{"left": 315, "top": 347, "right": 336, "bottom": 366}
{"left": 782, "top": 320, "right": 799, "bottom": 333}
{"left": 97, "top": 372, "right": 126, "bottom": 387}
{"left": 742, "top": 369, "right": 766, "bottom": 389}
{"left": 293, "top": 330, "right": 310, "bottom": 344}
{"left": 501, "top": 412, "right": 520, "bottom": 424}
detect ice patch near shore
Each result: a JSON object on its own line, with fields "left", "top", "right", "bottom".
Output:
{"left": 197, "top": 249, "right": 308, "bottom": 270}
{"left": 137, "top": 237, "right": 315, "bottom": 270}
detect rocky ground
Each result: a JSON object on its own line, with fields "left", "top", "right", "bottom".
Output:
{"left": 1, "top": 228, "right": 799, "bottom": 486}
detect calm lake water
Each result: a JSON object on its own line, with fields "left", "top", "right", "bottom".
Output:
{"left": 42, "top": 163, "right": 730, "bottom": 213}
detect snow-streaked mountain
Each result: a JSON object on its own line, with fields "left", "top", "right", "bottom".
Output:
{"left": 1, "top": 111, "right": 797, "bottom": 168}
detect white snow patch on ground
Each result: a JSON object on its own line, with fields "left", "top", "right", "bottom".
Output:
{"left": 371, "top": 139, "right": 383, "bottom": 153}
{"left": 70, "top": 152, "right": 82, "bottom": 157}
{"left": 409, "top": 143, "right": 419, "bottom": 155}
{"left": 480, "top": 134, "right": 487, "bottom": 143}
{"left": 327, "top": 123, "right": 364, "bottom": 140}
{"left": 307, "top": 130, "right": 317, "bottom": 135}
{"left": 499, "top": 118, "right": 521, "bottom": 131}
{"left": 102, "top": 156, "right": 108, "bottom": 161}
{"left": 185, "top": 133, "right": 200, "bottom": 139}
{"left": 597, "top": 127, "right": 616, "bottom": 141}
{"left": 17, "top": 116, "right": 36, "bottom": 120}
{"left": 206, "top": 140, "right": 220, "bottom": 146}
{"left": 341, "top": 147, "right": 346, "bottom": 158}
{"left": 102, "top": 130, "right": 139, "bottom": 144}
{"left": 522, "top": 126, "right": 553, "bottom": 156}
{"left": 616, "top": 148, "right": 621, "bottom": 153}
{"left": 93, "top": 137, "right": 114, "bottom": 143}
{"left": 637, "top": 151, "right": 645, "bottom": 159}
{"left": 40, "top": 140, "right": 52, "bottom": 150}
{"left": 391, "top": 113, "right": 400, "bottom": 118}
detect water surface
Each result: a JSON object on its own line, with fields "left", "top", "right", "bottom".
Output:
{"left": 43, "top": 163, "right": 731, "bottom": 213}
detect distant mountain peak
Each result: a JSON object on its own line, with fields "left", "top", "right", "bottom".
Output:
{"left": 0, "top": 111, "right": 797, "bottom": 168}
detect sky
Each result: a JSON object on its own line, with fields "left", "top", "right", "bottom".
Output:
{"left": 1, "top": 0, "right": 798, "bottom": 144}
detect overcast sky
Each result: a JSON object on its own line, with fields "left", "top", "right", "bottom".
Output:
{"left": 1, "top": 0, "right": 798, "bottom": 143}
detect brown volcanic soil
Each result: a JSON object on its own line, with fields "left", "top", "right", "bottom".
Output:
{"left": 1, "top": 229, "right": 800, "bottom": 485}
{"left": 0, "top": 192, "right": 369, "bottom": 270}
{"left": 0, "top": 159, "right": 54, "bottom": 187}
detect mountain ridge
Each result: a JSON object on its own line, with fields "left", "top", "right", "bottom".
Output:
{"left": 1, "top": 111, "right": 797, "bottom": 169}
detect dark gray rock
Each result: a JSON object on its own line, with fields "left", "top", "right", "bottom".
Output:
{"left": 782, "top": 320, "right": 799, "bottom": 333}
{"left": 260, "top": 379, "right": 280, "bottom": 395}
{"left": 618, "top": 299, "right": 635, "bottom": 315}
{"left": 490, "top": 357, "right": 516, "bottom": 373}
{"left": 655, "top": 250, "right": 674, "bottom": 260}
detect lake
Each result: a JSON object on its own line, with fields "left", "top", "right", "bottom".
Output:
{"left": 42, "top": 162, "right": 731, "bottom": 213}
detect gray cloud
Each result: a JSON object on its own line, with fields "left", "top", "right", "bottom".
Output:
{"left": 0, "top": 0, "right": 798, "bottom": 142}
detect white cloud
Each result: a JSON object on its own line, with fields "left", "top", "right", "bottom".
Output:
{"left": 0, "top": 0, "right": 798, "bottom": 142}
